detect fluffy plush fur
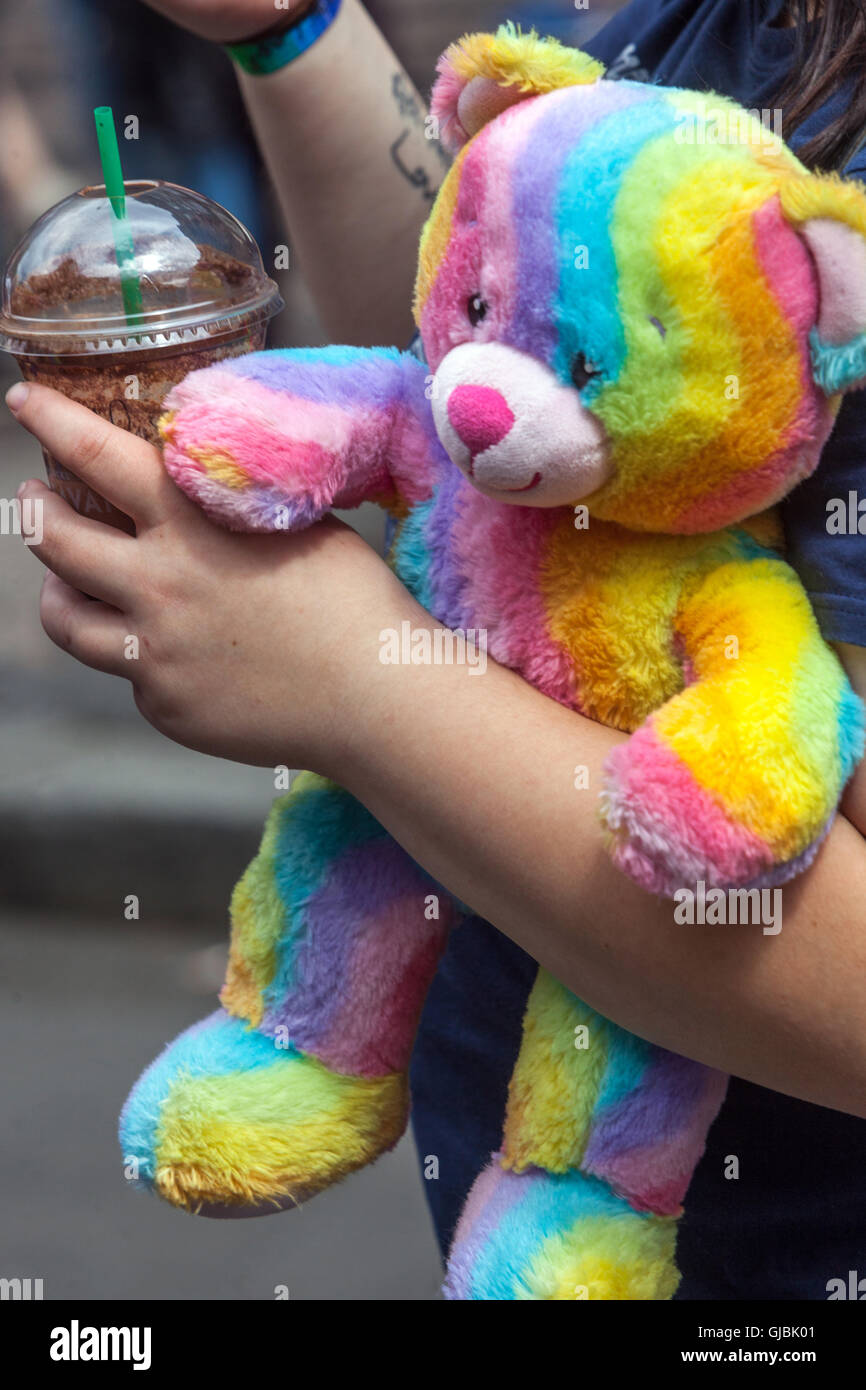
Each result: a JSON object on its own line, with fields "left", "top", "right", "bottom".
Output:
{"left": 119, "top": 28, "right": 866, "bottom": 1298}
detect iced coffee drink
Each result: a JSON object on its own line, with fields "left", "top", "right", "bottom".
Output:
{"left": 0, "top": 181, "right": 283, "bottom": 531}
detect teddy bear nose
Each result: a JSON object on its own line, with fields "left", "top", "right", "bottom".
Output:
{"left": 446, "top": 384, "right": 515, "bottom": 456}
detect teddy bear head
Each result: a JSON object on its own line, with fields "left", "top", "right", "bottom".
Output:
{"left": 414, "top": 26, "right": 866, "bottom": 534}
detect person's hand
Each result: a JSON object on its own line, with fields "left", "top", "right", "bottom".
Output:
{"left": 8, "top": 381, "right": 401, "bottom": 773}
{"left": 139, "top": 0, "right": 314, "bottom": 44}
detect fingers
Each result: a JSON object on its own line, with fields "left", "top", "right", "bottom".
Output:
{"left": 39, "top": 573, "right": 134, "bottom": 677}
{"left": 6, "top": 381, "right": 178, "bottom": 528}
{"left": 20, "top": 479, "right": 137, "bottom": 610}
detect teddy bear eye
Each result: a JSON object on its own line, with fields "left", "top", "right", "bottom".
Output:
{"left": 467, "top": 293, "right": 488, "bottom": 327}
{"left": 571, "top": 352, "right": 602, "bottom": 392}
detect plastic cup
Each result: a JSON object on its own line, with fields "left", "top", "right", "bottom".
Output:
{"left": 0, "top": 181, "right": 283, "bottom": 532}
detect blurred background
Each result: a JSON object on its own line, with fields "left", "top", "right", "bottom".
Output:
{"left": 0, "top": 0, "right": 623, "bottom": 1300}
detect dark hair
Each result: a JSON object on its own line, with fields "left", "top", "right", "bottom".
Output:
{"left": 775, "top": 0, "right": 866, "bottom": 171}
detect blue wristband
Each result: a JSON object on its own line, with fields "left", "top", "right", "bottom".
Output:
{"left": 226, "top": 0, "right": 343, "bottom": 76}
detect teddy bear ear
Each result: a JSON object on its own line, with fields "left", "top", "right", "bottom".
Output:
{"left": 431, "top": 23, "right": 605, "bottom": 156}
{"left": 781, "top": 173, "right": 866, "bottom": 395}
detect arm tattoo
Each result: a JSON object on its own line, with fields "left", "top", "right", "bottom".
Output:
{"left": 389, "top": 71, "right": 450, "bottom": 202}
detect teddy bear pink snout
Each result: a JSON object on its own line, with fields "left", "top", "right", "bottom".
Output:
{"left": 431, "top": 342, "right": 612, "bottom": 506}
{"left": 446, "top": 384, "right": 515, "bottom": 457}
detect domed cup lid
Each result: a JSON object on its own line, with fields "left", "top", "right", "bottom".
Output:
{"left": 0, "top": 180, "right": 283, "bottom": 357}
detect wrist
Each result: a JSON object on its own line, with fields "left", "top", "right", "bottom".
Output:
{"left": 334, "top": 583, "right": 498, "bottom": 797}
{"left": 314, "top": 560, "right": 424, "bottom": 785}
{"left": 272, "top": 523, "right": 406, "bottom": 783}
{"left": 226, "top": 3, "right": 317, "bottom": 44}
{"left": 225, "top": 0, "right": 343, "bottom": 76}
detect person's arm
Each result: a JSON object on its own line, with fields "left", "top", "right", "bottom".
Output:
{"left": 11, "top": 386, "right": 866, "bottom": 1121}
{"left": 142, "top": 0, "right": 445, "bottom": 344}
{"left": 343, "top": 609, "right": 866, "bottom": 1122}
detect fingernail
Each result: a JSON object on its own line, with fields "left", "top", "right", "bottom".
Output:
{"left": 5, "top": 382, "right": 29, "bottom": 413}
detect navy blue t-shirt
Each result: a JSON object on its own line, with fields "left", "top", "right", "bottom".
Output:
{"left": 410, "top": 0, "right": 866, "bottom": 1299}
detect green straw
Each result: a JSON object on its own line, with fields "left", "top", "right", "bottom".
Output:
{"left": 93, "top": 106, "right": 143, "bottom": 322}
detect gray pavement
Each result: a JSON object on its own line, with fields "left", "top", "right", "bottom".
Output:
{"left": 0, "top": 911, "right": 443, "bottom": 1300}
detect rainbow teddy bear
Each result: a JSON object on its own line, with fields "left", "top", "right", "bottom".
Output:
{"left": 120, "top": 26, "right": 866, "bottom": 1299}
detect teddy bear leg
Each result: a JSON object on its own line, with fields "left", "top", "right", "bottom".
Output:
{"left": 444, "top": 1160, "right": 680, "bottom": 1300}
{"left": 119, "top": 773, "right": 458, "bottom": 1214}
{"left": 444, "top": 969, "right": 727, "bottom": 1299}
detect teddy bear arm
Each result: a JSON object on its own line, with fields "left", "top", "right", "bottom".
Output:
{"left": 158, "top": 346, "right": 447, "bottom": 532}
{"left": 599, "top": 551, "right": 864, "bottom": 897}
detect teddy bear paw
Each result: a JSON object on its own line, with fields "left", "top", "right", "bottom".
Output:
{"left": 598, "top": 724, "right": 793, "bottom": 897}
{"left": 444, "top": 1158, "right": 679, "bottom": 1300}
{"left": 119, "top": 1008, "right": 409, "bottom": 1215}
